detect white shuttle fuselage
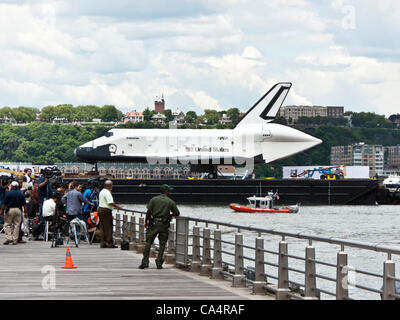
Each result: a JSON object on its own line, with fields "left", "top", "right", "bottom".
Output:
{"left": 75, "top": 83, "right": 322, "bottom": 166}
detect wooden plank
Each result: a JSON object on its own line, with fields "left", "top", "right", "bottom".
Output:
{"left": 0, "top": 234, "right": 267, "bottom": 300}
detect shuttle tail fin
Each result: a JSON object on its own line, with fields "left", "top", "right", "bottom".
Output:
{"left": 235, "top": 82, "right": 292, "bottom": 129}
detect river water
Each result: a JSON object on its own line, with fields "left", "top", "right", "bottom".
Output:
{"left": 123, "top": 203, "right": 400, "bottom": 300}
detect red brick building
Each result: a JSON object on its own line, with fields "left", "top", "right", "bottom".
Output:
{"left": 155, "top": 96, "right": 165, "bottom": 113}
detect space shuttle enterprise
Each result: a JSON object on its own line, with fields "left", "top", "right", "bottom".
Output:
{"left": 75, "top": 83, "right": 322, "bottom": 177}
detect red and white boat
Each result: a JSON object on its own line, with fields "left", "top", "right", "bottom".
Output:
{"left": 230, "top": 192, "right": 299, "bottom": 214}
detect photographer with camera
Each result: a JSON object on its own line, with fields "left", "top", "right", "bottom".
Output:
{"left": 38, "top": 170, "right": 53, "bottom": 221}
{"left": 62, "top": 181, "right": 94, "bottom": 222}
{"left": 43, "top": 192, "right": 65, "bottom": 221}
{"left": 43, "top": 192, "right": 69, "bottom": 244}
{"left": 0, "top": 181, "right": 28, "bottom": 245}
{"left": 82, "top": 179, "right": 100, "bottom": 223}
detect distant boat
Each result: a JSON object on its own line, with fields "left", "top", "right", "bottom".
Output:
{"left": 383, "top": 175, "right": 400, "bottom": 193}
{"left": 230, "top": 192, "right": 299, "bottom": 214}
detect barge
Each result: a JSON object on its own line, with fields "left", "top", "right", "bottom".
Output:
{"left": 101, "top": 178, "right": 379, "bottom": 205}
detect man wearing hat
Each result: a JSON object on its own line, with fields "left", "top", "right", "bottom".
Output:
{"left": 139, "top": 184, "right": 180, "bottom": 269}
{"left": 0, "top": 181, "right": 27, "bottom": 245}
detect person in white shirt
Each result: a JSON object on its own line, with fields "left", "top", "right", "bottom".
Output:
{"left": 98, "top": 180, "right": 123, "bottom": 248}
{"left": 24, "top": 168, "right": 33, "bottom": 184}
{"left": 42, "top": 193, "right": 64, "bottom": 221}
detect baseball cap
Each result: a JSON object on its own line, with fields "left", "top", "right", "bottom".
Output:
{"left": 11, "top": 181, "right": 19, "bottom": 187}
{"left": 160, "top": 184, "right": 174, "bottom": 192}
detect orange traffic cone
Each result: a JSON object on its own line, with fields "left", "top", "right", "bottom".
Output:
{"left": 61, "top": 247, "right": 78, "bottom": 269}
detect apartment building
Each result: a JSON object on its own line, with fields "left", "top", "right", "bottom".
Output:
{"left": 277, "top": 105, "right": 344, "bottom": 122}
{"left": 384, "top": 145, "right": 400, "bottom": 171}
{"left": 331, "top": 143, "right": 385, "bottom": 177}
{"left": 327, "top": 106, "right": 345, "bottom": 118}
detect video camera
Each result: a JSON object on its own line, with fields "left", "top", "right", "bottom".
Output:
{"left": 0, "top": 174, "right": 14, "bottom": 187}
{"left": 41, "top": 166, "right": 64, "bottom": 189}
{"left": 41, "top": 166, "right": 62, "bottom": 179}
{"left": 87, "top": 177, "right": 104, "bottom": 190}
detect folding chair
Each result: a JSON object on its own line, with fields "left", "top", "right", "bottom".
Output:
{"left": 67, "top": 218, "right": 90, "bottom": 247}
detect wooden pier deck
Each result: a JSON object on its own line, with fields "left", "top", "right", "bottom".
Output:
{"left": 0, "top": 234, "right": 270, "bottom": 300}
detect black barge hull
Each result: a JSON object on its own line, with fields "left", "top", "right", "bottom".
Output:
{"left": 106, "top": 179, "right": 379, "bottom": 205}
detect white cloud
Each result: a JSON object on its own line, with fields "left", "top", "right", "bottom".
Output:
{"left": 0, "top": 0, "right": 398, "bottom": 118}
{"left": 185, "top": 90, "right": 220, "bottom": 111}
{"left": 242, "top": 46, "right": 263, "bottom": 59}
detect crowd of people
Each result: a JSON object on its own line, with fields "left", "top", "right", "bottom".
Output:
{"left": 0, "top": 167, "right": 122, "bottom": 247}
{"left": 0, "top": 167, "right": 181, "bottom": 270}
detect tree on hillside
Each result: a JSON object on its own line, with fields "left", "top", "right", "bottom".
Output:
{"left": 184, "top": 111, "right": 197, "bottom": 124}
{"left": 100, "top": 105, "right": 123, "bottom": 122}
{"left": 226, "top": 108, "right": 240, "bottom": 124}
{"left": 204, "top": 109, "right": 220, "bottom": 125}
{"left": 8, "top": 107, "right": 37, "bottom": 123}
{"left": 162, "top": 109, "right": 174, "bottom": 122}
{"left": 39, "top": 106, "right": 57, "bottom": 122}
{"left": 0, "top": 107, "right": 14, "bottom": 121}
{"left": 55, "top": 104, "right": 74, "bottom": 122}
{"left": 143, "top": 108, "right": 155, "bottom": 121}
{"left": 75, "top": 105, "right": 101, "bottom": 122}
{"left": 349, "top": 112, "right": 386, "bottom": 128}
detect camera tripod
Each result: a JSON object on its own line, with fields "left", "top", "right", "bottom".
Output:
{"left": 50, "top": 207, "right": 69, "bottom": 248}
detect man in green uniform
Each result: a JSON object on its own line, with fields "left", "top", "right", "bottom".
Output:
{"left": 139, "top": 184, "right": 180, "bottom": 269}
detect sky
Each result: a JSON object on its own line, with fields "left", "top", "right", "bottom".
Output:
{"left": 0, "top": 0, "right": 399, "bottom": 116}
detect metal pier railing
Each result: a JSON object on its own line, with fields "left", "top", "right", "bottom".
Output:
{"left": 112, "top": 208, "right": 400, "bottom": 300}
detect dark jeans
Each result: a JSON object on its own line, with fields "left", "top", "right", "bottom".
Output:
{"left": 98, "top": 207, "right": 113, "bottom": 247}
{"left": 141, "top": 222, "right": 169, "bottom": 266}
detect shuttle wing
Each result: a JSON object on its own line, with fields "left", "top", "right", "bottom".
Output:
{"left": 235, "top": 82, "right": 292, "bottom": 129}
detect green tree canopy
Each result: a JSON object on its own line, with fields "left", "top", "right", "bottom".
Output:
{"left": 100, "top": 105, "right": 123, "bottom": 122}
{"left": 226, "top": 108, "right": 240, "bottom": 124}
{"left": 203, "top": 109, "right": 220, "bottom": 125}
{"left": 143, "top": 108, "right": 155, "bottom": 121}
{"left": 162, "top": 109, "right": 174, "bottom": 122}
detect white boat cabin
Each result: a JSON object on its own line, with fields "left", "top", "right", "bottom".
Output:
{"left": 247, "top": 195, "right": 275, "bottom": 209}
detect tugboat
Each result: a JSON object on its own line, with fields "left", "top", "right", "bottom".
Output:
{"left": 230, "top": 191, "right": 299, "bottom": 214}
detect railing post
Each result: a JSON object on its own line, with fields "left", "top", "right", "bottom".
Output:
{"left": 253, "top": 236, "right": 265, "bottom": 294}
{"left": 232, "top": 232, "right": 245, "bottom": 287}
{"left": 211, "top": 229, "right": 223, "bottom": 280}
{"left": 115, "top": 213, "right": 122, "bottom": 245}
{"left": 276, "top": 240, "right": 290, "bottom": 300}
{"left": 175, "top": 217, "right": 189, "bottom": 267}
{"left": 122, "top": 215, "right": 128, "bottom": 241}
{"left": 382, "top": 256, "right": 396, "bottom": 300}
{"left": 191, "top": 226, "right": 201, "bottom": 272}
{"left": 165, "top": 222, "right": 175, "bottom": 264}
{"left": 336, "top": 250, "right": 348, "bottom": 300}
{"left": 200, "top": 227, "right": 212, "bottom": 276}
{"left": 129, "top": 215, "right": 137, "bottom": 251}
{"left": 305, "top": 244, "right": 318, "bottom": 299}
{"left": 137, "top": 217, "right": 145, "bottom": 254}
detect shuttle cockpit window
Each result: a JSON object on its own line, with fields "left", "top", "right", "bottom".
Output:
{"left": 105, "top": 132, "right": 114, "bottom": 137}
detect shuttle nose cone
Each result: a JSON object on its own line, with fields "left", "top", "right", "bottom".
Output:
{"left": 261, "top": 124, "right": 322, "bottom": 163}
{"left": 272, "top": 125, "right": 321, "bottom": 145}
{"left": 74, "top": 144, "right": 113, "bottom": 163}
{"left": 74, "top": 146, "right": 93, "bottom": 162}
